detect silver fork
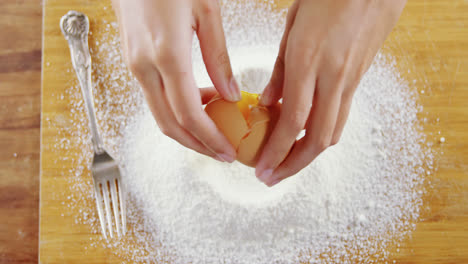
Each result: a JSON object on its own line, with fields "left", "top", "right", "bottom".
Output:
{"left": 60, "top": 10, "right": 126, "bottom": 239}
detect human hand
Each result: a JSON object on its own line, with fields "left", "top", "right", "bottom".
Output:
{"left": 256, "top": 0, "right": 406, "bottom": 186}
{"left": 112, "top": 0, "right": 240, "bottom": 162}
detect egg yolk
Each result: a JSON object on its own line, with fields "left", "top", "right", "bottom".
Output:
{"left": 236, "top": 91, "right": 260, "bottom": 121}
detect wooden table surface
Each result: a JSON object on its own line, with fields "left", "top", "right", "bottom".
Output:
{"left": 0, "top": 1, "right": 41, "bottom": 263}
{"left": 1, "top": 0, "right": 467, "bottom": 263}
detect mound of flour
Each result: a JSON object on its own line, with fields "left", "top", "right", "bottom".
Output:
{"left": 55, "top": 1, "right": 432, "bottom": 263}
{"left": 119, "top": 49, "right": 428, "bottom": 264}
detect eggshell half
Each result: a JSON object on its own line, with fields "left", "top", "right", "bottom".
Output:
{"left": 204, "top": 95, "right": 249, "bottom": 148}
{"left": 237, "top": 107, "right": 270, "bottom": 166}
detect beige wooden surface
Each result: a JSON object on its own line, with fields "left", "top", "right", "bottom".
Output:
{"left": 40, "top": 0, "right": 468, "bottom": 263}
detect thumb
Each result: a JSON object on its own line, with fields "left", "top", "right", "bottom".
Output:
{"left": 260, "top": 0, "right": 300, "bottom": 106}
{"left": 196, "top": 2, "right": 241, "bottom": 102}
{"left": 260, "top": 55, "right": 285, "bottom": 106}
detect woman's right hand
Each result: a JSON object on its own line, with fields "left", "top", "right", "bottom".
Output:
{"left": 112, "top": 0, "right": 240, "bottom": 162}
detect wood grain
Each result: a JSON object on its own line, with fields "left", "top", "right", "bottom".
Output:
{"left": 0, "top": 1, "right": 42, "bottom": 264}
{"left": 39, "top": 0, "right": 468, "bottom": 263}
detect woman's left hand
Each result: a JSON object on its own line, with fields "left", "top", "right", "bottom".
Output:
{"left": 256, "top": 0, "right": 406, "bottom": 186}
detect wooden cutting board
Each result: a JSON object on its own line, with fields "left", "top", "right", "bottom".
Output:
{"left": 39, "top": 0, "right": 468, "bottom": 263}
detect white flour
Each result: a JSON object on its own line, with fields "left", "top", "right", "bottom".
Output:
{"left": 118, "top": 52, "right": 429, "bottom": 264}
{"left": 49, "top": 1, "right": 434, "bottom": 263}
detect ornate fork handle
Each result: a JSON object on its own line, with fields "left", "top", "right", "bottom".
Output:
{"left": 60, "top": 11, "right": 104, "bottom": 154}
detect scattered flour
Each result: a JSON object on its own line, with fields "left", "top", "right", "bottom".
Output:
{"left": 51, "top": 0, "right": 435, "bottom": 263}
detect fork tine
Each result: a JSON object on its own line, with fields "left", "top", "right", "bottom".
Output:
{"left": 102, "top": 180, "right": 114, "bottom": 238}
{"left": 110, "top": 179, "right": 121, "bottom": 237}
{"left": 93, "top": 181, "right": 108, "bottom": 239}
{"left": 117, "top": 179, "right": 126, "bottom": 235}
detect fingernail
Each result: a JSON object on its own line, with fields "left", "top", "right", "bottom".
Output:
{"left": 213, "top": 155, "right": 225, "bottom": 162}
{"left": 269, "top": 179, "right": 281, "bottom": 187}
{"left": 259, "top": 84, "right": 272, "bottom": 105}
{"left": 258, "top": 168, "right": 273, "bottom": 182}
{"left": 229, "top": 78, "right": 242, "bottom": 102}
{"left": 218, "top": 153, "right": 235, "bottom": 163}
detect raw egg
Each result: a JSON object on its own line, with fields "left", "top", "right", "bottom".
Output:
{"left": 205, "top": 91, "right": 281, "bottom": 167}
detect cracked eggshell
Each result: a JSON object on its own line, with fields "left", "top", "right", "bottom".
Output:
{"left": 205, "top": 95, "right": 249, "bottom": 148}
{"left": 205, "top": 93, "right": 281, "bottom": 167}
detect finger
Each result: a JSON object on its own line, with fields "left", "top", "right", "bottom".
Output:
{"left": 328, "top": 64, "right": 360, "bottom": 145}
{"left": 255, "top": 28, "right": 318, "bottom": 184}
{"left": 260, "top": 1, "right": 300, "bottom": 106}
{"left": 260, "top": 51, "right": 285, "bottom": 106}
{"left": 330, "top": 93, "right": 353, "bottom": 145}
{"left": 267, "top": 76, "right": 344, "bottom": 186}
{"left": 195, "top": 1, "right": 241, "bottom": 102}
{"left": 134, "top": 63, "right": 219, "bottom": 159}
{"left": 156, "top": 38, "right": 237, "bottom": 162}
{"left": 199, "top": 87, "right": 218, "bottom": 104}
{"left": 165, "top": 77, "right": 237, "bottom": 162}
